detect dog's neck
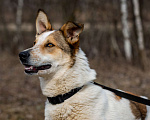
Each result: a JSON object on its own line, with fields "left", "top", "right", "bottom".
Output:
{"left": 39, "top": 49, "right": 96, "bottom": 97}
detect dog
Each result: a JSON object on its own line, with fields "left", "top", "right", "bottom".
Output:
{"left": 19, "top": 9, "right": 150, "bottom": 120}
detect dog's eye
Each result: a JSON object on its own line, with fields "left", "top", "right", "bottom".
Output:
{"left": 46, "top": 43, "right": 55, "bottom": 47}
{"left": 33, "top": 41, "right": 36, "bottom": 45}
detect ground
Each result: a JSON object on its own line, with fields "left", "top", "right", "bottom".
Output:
{"left": 0, "top": 53, "right": 150, "bottom": 120}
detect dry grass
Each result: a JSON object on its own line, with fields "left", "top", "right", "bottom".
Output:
{"left": 0, "top": 52, "right": 150, "bottom": 120}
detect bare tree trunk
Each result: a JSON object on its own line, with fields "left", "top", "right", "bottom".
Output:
{"left": 109, "top": 1, "right": 121, "bottom": 59}
{"left": 13, "top": 0, "right": 24, "bottom": 54}
{"left": 121, "top": 0, "right": 132, "bottom": 62}
{"left": 132, "top": 0, "right": 147, "bottom": 70}
{"left": 0, "top": 0, "right": 10, "bottom": 52}
{"left": 133, "top": 0, "right": 144, "bottom": 51}
{"left": 110, "top": 23, "right": 121, "bottom": 58}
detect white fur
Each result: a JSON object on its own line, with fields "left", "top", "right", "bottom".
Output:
{"left": 36, "top": 31, "right": 55, "bottom": 45}
{"left": 146, "top": 106, "right": 150, "bottom": 120}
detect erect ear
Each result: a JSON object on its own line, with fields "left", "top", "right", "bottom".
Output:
{"left": 36, "top": 9, "right": 53, "bottom": 35}
{"left": 60, "top": 22, "right": 84, "bottom": 45}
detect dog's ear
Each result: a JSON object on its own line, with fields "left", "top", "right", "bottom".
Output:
{"left": 36, "top": 9, "right": 53, "bottom": 35}
{"left": 60, "top": 22, "right": 84, "bottom": 45}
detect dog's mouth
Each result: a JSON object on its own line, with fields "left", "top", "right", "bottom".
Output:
{"left": 24, "top": 64, "right": 51, "bottom": 74}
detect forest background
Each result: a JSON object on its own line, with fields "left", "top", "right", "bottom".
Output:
{"left": 0, "top": 0, "right": 150, "bottom": 119}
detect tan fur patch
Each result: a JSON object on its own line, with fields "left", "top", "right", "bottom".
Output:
{"left": 51, "top": 31, "right": 71, "bottom": 54}
{"left": 126, "top": 92, "right": 147, "bottom": 119}
{"left": 130, "top": 101, "right": 147, "bottom": 119}
{"left": 114, "top": 94, "right": 122, "bottom": 101}
{"left": 60, "top": 22, "right": 84, "bottom": 56}
{"left": 49, "top": 31, "right": 75, "bottom": 67}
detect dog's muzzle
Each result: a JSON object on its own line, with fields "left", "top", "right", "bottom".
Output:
{"left": 19, "top": 51, "right": 30, "bottom": 64}
{"left": 19, "top": 50, "right": 52, "bottom": 74}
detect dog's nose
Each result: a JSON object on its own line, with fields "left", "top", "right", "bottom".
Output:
{"left": 19, "top": 51, "right": 30, "bottom": 62}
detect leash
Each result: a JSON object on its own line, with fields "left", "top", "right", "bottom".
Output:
{"left": 93, "top": 82, "right": 150, "bottom": 106}
{"left": 47, "top": 82, "right": 150, "bottom": 106}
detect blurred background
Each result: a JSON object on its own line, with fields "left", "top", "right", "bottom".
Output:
{"left": 0, "top": 0, "right": 150, "bottom": 119}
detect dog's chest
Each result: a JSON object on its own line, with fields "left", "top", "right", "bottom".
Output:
{"left": 44, "top": 100, "right": 94, "bottom": 120}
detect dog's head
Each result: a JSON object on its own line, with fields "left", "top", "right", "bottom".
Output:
{"left": 19, "top": 9, "right": 84, "bottom": 75}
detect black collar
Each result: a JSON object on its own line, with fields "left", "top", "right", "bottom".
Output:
{"left": 47, "top": 86, "right": 83, "bottom": 105}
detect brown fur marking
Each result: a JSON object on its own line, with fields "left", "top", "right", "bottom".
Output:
{"left": 126, "top": 92, "right": 147, "bottom": 119}
{"left": 114, "top": 94, "right": 122, "bottom": 101}
{"left": 114, "top": 91, "right": 147, "bottom": 119}
{"left": 130, "top": 101, "right": 147, "bottom": 120}
{"left": 60, "top": 22, "right": 84, "bottom": 56}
